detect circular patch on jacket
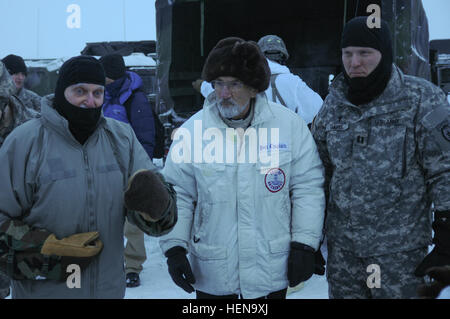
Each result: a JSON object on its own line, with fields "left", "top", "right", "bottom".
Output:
{"left": 442, "top": 124, "right": 450, "bottom": 142}
{"left": 264, "top": 168, "right": 286, "bottom": 193}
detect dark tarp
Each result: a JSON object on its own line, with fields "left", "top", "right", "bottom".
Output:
{"left": 156, "top": 0, "right": 430, "bottom": 119}
{"left": 80, "top": 41, "right": 156, "bottom": 56}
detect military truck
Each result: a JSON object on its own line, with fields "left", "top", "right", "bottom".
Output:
{"left": 24, "top": 40, "right": 158, "bottom": 98}
{"left": 430, "top": 39, "right": 450, "bottom": 98}
{"left": 155, "top": 0, "right": 430, "bottom": 124}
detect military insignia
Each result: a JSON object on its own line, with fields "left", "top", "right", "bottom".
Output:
{"left": 442, "top": 124, "right": 450, "bottom": 142}
{"left": 264, "top": 168, "right": 285, "bottom": 193}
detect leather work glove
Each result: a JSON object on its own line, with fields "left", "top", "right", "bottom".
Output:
{"left": 124, "top": 169, "right": 171, "bottom": 222}
{"left": 417, "top": 265, "right": 450, "bottom": 299}
{"left": 165, "top": 246, "right": 195, "bottom": 293}
{"left": 41, "top": 232, "right": 103, "bottom": 257}
{"left": 40, "top": 231, "right": 103, "bottom": 281}
{"left": 415, "top": 211, "right": 450, "bottom": 277}
{"left": 287, "top": 242, "right": 316, "bottom": 287}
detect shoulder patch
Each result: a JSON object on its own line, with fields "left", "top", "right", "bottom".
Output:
{"left": 422, "top": 105, "right": 450, "bottom": 129}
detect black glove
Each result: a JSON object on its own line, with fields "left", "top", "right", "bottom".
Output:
{"left": 314, "top": 249, "right": 326, "bottom": 276}
{"left": 415, "top": 211, "right": 450, "bottom": 277}
{"left": 287, "top": 242, "right": 316, "bottom": 287}
{"left": 417, "top": 266, "right": 450, "bottom": 298}
{"left": 165, "top": 246, "right": 195, "bottom": 293}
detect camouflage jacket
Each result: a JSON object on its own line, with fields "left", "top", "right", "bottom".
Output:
{"left": 16, "top": 87, "right": 42, "bottom": 112}
{"left": 0, "top": 62, "right": 39, "bottom": 147}
{"left": 312, "top": 65, "right": 450, "bottom": 257}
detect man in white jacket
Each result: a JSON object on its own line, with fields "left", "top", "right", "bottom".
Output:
{"left": 161, "top": 37, "right": 325, "bottom": 299}
{"left": 193, "top": 35, "right": 323, "bottom": 125}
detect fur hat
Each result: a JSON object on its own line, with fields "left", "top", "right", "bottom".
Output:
{"left": 201, "top": 37, "right": 270, "bottom": 93}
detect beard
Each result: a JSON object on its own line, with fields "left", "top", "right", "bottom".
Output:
{"left": 216, "top": 98, "right": 248, "bottom": 119}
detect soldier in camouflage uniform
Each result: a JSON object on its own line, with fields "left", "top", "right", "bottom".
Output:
{"left": 2, "top": 54, "right": 41, "bottom": 112}
{"left": 0, "top": 61, "right": 38, "bottom": 298}
{"left": 311, "top": 17, "right": 450, "bottom": 298}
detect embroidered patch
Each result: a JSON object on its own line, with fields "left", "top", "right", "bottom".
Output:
{"left": 442, "top": 124, "right": 450, "bottom": 142}
{"left": 264, "top": 168, "right": 286, "bottom": 193}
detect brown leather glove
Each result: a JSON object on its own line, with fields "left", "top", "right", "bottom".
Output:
{"left": 40, "top": 231, "right": 103, "bottom": 257}
{"left": 124, "top": 169, "right": 171, "bottom": 222}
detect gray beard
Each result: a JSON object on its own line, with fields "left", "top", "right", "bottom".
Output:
{"left": 216, "top": 98, "right": 248, "bottom": 119}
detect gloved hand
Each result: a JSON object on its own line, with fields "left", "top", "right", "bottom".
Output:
{"left": 415, "top": 211, "right": 450, "bottom": 277}
{"left": 124, "top": 169, "right": 171, "bottom": 222}
{"left": 287, "top": 242, "right": 316, "bottom": 287}
{"left": 41, "top": 231, "right": 103, "bottom": 257}
{"left": 417, "top": 265, "right": 450, "bottom": 299}
{"left": 314, "top": 249, "right": 326, "bottom": 276}
{"left": 165, "top": 246, "right": 195, "bottom": 293}
{"left": 192, "top": 79, "right": 204, "bottom": 93}
{"left": 40, "top": 231, "right": 103, "bottom": 281}
{"left": 0, "top": 219, "right": 103, "bottom": 281}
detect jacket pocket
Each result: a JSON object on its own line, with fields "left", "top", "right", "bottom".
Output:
{"left": 325, "top": 123, "right": 352, "bottom": 170}
{"left": 367, "top": 125, "right": 407, "bottom": 179}
{"left": 189, "top": 242, "right": 230, "bottom": 294}
{"left": 268, "top": 235, "right": 290, "bottom": 284}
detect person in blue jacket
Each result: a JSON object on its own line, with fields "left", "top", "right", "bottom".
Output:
{"left": 100, "top": 53, "right": 155, "bottom": 288}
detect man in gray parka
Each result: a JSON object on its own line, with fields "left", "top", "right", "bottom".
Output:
{"left": 0, "top": 56, "right": 177, "bottom": 299}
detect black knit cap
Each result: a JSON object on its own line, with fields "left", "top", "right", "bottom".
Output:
{"left": 56, "top": 55, "right": 105, "bottom": 94}
{"left": 99, "top": 53, "right": 126, "bottom": 80}
{"left": 202, "top": 37, "right": 270, "bottom": 93}
{"left": 341, "top": 16, "right": 393, "bottom": 64}
{"left": 340, "top": 16, "right": 393, "bottom": 105}
{"left": 2, "top": 54, "right": 27, "bottom": 75}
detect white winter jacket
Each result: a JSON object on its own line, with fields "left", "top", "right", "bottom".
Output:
{"left": 160, "top": 93, "right": 325, "bottom": 298}
{"left": 200, "top": 58, "right": 323, "bottom": 124}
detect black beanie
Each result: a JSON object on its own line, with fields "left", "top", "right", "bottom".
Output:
{"left": 341, "top": 16, "right": 393, "bottom": 105}
{"left": 99, "top": 53, "right": 126, "bottom": 80}
{"left": 54, "top": 55, "right": 105, "bottom": 145}
{"left": 2, "top": 54, "right": 27, "bottom": 75}
{"left": 202, "top": 37, "right": 270, "bottom": 93}
{"left": 341, "top": 16, "right": 393, "bottom": 62}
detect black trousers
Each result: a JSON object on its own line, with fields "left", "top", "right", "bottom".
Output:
{"left": 196, "top": 288, "right": 287, "bottom": 299}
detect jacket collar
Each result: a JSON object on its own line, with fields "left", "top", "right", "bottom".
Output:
{"left": 41, "top": 94, "right": 106, "bottom": 146}
{"left": 329, "top": 64, "right": 410, "bottom": 118}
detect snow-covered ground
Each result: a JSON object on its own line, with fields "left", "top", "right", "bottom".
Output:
{"left": 124, "top": 235, "right": 327, "bottom": 299}
{"left": 125, "top": 235, "right": 450, "bottom": 299}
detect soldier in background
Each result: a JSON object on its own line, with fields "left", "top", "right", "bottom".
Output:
{"left": 2, "top": 54, "right": 42, "bottom": 112}
{"left": 311, "top": 17, "right": 450, "bottom": 298}
{"left": 0, "top": 61, "right": 39, "bottom": 299}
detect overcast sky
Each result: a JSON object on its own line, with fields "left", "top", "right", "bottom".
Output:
{"left": 0, "top": 0, "right": 449, "bottom": 59}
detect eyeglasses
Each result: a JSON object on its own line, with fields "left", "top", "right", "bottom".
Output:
{"left": 211, "top": 80, "right": 245, "bottom": 92}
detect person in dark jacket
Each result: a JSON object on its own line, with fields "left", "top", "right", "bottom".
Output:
{"left": 99, "top": 53, "right": 155, "bottom": 288}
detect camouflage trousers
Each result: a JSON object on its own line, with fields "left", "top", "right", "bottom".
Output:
{"left": 326, "top": 243, "right": 427, "bottom": 299}
{"left": 0, "top": 272, "right": 10, "bottom": 299}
